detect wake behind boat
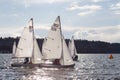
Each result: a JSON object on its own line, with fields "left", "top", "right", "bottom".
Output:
{"left": 11, "top": 16, "right": 75, "bottom": 68}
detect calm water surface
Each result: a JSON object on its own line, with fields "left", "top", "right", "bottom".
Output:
{"left": 0, "top": 54, "right": 120, "bottom": 80}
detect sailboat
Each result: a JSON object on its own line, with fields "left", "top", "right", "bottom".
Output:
{"left": 68, "top": 36, "right": 78, "bottom": 61}
{"left": 41, "top": 16, "right": 75, "bottom": 68}
{"left": 11, "top": 18, "right": 44, "bottom": 67}
{"left": 11, "top": 16, "right": 75, "bottom": 68}
{"left": 12, "top": 41, "right": 16, "bottom": 58}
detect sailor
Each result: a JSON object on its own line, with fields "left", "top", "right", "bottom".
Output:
{"left": 73, "top": 55, "right": 78, "bottom": 61}
{"left": 53, "top": 59, "right": 60, "bottom": 65}
{"left": 24, "top": 57, "right": 29, "bottom": 64}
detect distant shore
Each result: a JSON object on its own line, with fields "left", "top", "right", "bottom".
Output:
{"left": 0, "top": 37, "right": 120, "bottom": 53}
{"left": 0, "top": 53, "right": 120, "bottom": 54}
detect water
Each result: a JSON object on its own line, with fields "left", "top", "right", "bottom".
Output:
{"left": 0, "top": 54, "right": 120, "bottom": 80}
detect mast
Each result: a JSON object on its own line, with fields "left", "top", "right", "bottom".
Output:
{"left": 31, "top": 18, "right": 34, "bottom": 57}
{"left": 30, "top": 18, "right": 34, "bottom": 63}
{"left": 58, "top": 16, "right": 64, "bottom": 65}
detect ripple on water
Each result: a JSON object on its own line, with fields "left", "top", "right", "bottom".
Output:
{"left": 0, "top": 54, "right": 120, "bottom": 80}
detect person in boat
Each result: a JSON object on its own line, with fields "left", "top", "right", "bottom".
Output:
{"left": 24, "top": 57, "right": 29, "bottom": 64}
{"left": 73, "top": 55, "right": 78, "bottom": 61}
{"left": 53, "top": 59, "right": 60, "bottom": 65}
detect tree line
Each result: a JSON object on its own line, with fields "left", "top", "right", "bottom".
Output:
{"left": 0, "top": 37, "right": 120, "bottom": 53}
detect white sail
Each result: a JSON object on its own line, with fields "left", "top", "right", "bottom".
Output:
{"left": 69, "top": 36, "right": 77, "bottom": 58}
{"left": 12, "top": 41, "right": 16, "bottom": 57}
{"left": 15, "top": 18, "right": 34, "bottom": 58}
{"left": 32, "top": 37, "right": 44, "bottom": 64}
{"left": 60, "top": 36, "right": 74, "bottom": 65}
{"left": 42, "top": 16, "right": 62, "bottom": 59}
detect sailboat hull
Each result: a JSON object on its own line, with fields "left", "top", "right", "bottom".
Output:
{"left": 39, "top": 63, "right": 75, "bottom": 68}
{"left": 11, "top": 63, "right": 40, "bottom": 68}
{"left": 11, "top": 63, "right": 75, "bottom": 68}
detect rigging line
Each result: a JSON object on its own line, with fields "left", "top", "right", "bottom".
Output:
{"left": 59, "top": 16, "right": 64, "bottom": 65}
{"left": 31, "top": 18, "right": 34, "bottom": 63}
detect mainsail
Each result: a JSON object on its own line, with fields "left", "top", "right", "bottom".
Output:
{"left": 60, "top": 36, "right": 74, "bottom": 65}
{"left": 69, "top": 36, "right": 77, "bottom": 58}
{"left": 15, "top": 18, "right": 34, "bottom": 58}
{"left": 42, "top": 16, "right": 62, "bottom": 59}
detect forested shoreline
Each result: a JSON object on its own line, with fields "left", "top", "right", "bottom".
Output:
{"left": 0, "top": 37, "right": 120, "bottom": 53}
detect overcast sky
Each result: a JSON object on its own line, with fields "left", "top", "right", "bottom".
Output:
{"left": 0, "top": 0, "right": 120, "bottom": 43}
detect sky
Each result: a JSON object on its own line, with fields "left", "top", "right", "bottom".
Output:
{"left": 0, "top": 0, "right": 120, "bottom": 43}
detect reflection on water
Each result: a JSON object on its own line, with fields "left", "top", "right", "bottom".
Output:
{"left": 19, "top": 68, "right": 75, "bottom": 80}
{"left": 11, "top": 67, "right": 76, "bottom": 80}
{"left": 0, "top": 54, "right": 120, "bottom": 80}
